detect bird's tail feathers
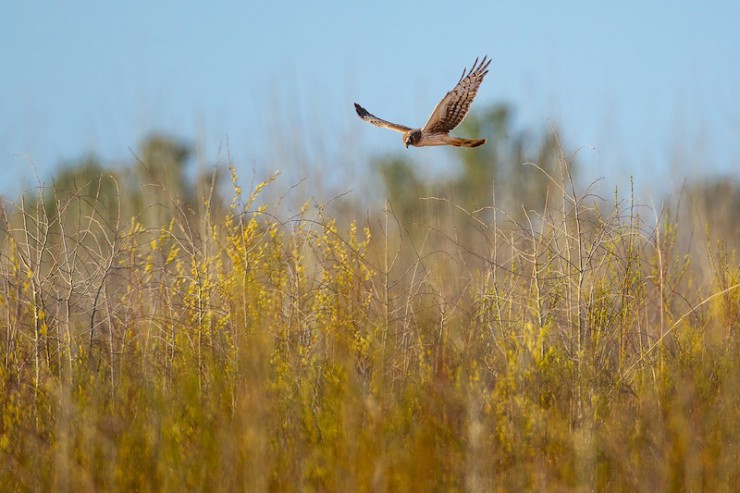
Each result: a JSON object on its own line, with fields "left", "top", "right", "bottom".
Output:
{"left": 450, "top": 137, "right": 486, "bottom": 148}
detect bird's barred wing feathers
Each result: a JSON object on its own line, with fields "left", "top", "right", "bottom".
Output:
{"left": 422, "top": 56, "right": 491, "bottom": 134}
{"left": 354, "top": 103, "right": 413, "bottom": 134}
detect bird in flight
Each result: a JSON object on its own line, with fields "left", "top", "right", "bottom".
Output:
{"left": 354, "top": 56, "right": 491, "bottom": 148}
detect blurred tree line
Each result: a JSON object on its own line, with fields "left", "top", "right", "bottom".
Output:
{"left": 375, "top": 103, "right": 740, "bottom": 262}
{"left": 27, "top": 135, "right": 224, "bottom": 234}
{"left": 4, "top": 104, "right": 739, "bottom": 256}
{"left": 378, "top": 104, "right": 566, "bottom": 225}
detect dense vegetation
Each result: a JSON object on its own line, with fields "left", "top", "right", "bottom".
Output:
{"left": 1, "top": 109, "right": 739, "bottom": 491}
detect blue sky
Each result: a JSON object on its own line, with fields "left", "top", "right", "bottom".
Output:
{"left": 2, "top": 1, "right": 739, "bottom": 200}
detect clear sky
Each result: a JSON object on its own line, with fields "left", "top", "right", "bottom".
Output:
{"left": 2, "top": 1, "right": 739, "bottom": 200}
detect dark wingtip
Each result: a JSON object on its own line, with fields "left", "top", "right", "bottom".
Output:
{"left": 481, "top": 55, "right": 492, "bottom": 71}
{"left": 354, "top": 102, "right": 367, "bottom": 118}
{"left": 463, "top": 55, "right": 492, "bottom": 80}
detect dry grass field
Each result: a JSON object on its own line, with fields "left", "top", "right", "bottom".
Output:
{"left": 1, "top": 140, "right": 738, "bottom": 491}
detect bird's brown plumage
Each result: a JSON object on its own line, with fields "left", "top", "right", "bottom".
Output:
{"left": 354, "top": 56, "right": 491, "bottom": 148}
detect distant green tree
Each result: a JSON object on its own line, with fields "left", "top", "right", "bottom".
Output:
{"left": 44, "top": 156, "right": 122, "bottom": 230}
{"left": 376, "top": 103, "right": 573, "bottom": 228}
{"left": 376, "top": 157, "right": 425, "bottom": 223}
{"left": 136, "top": 135, "right": 190, "bottom": 195}
{"left": 456, "top": 104, "right": 568, "bottom": 220}
{"left": 134, "top": 135, "right": 193, "bottom": 228}
{"left": 33, "top": 134, "right": 221, "bottom": 240}
{"left": 675, "top": 177, "right": 740, "bottom": 251}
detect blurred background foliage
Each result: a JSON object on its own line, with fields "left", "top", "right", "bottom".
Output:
{"left": 14, "top": 102, "right": 739, "bottom": 253}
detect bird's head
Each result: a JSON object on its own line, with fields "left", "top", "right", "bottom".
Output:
{"left": 404, "top": 130, "right": 421, "bottom": 148}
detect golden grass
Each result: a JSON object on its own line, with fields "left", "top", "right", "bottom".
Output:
{"left": 0, "top": 162, "right": 738, "bottom": 492}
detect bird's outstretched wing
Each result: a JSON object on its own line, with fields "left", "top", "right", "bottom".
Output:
{"left": 354, "top": 103, "right": 413, "bottom": 133}
{"left": 422, "top": 56, "right": 491, "bottom": 134}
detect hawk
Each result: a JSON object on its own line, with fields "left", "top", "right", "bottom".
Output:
{"left": 355, "top": 56, "right": 491, "bottom": 148}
